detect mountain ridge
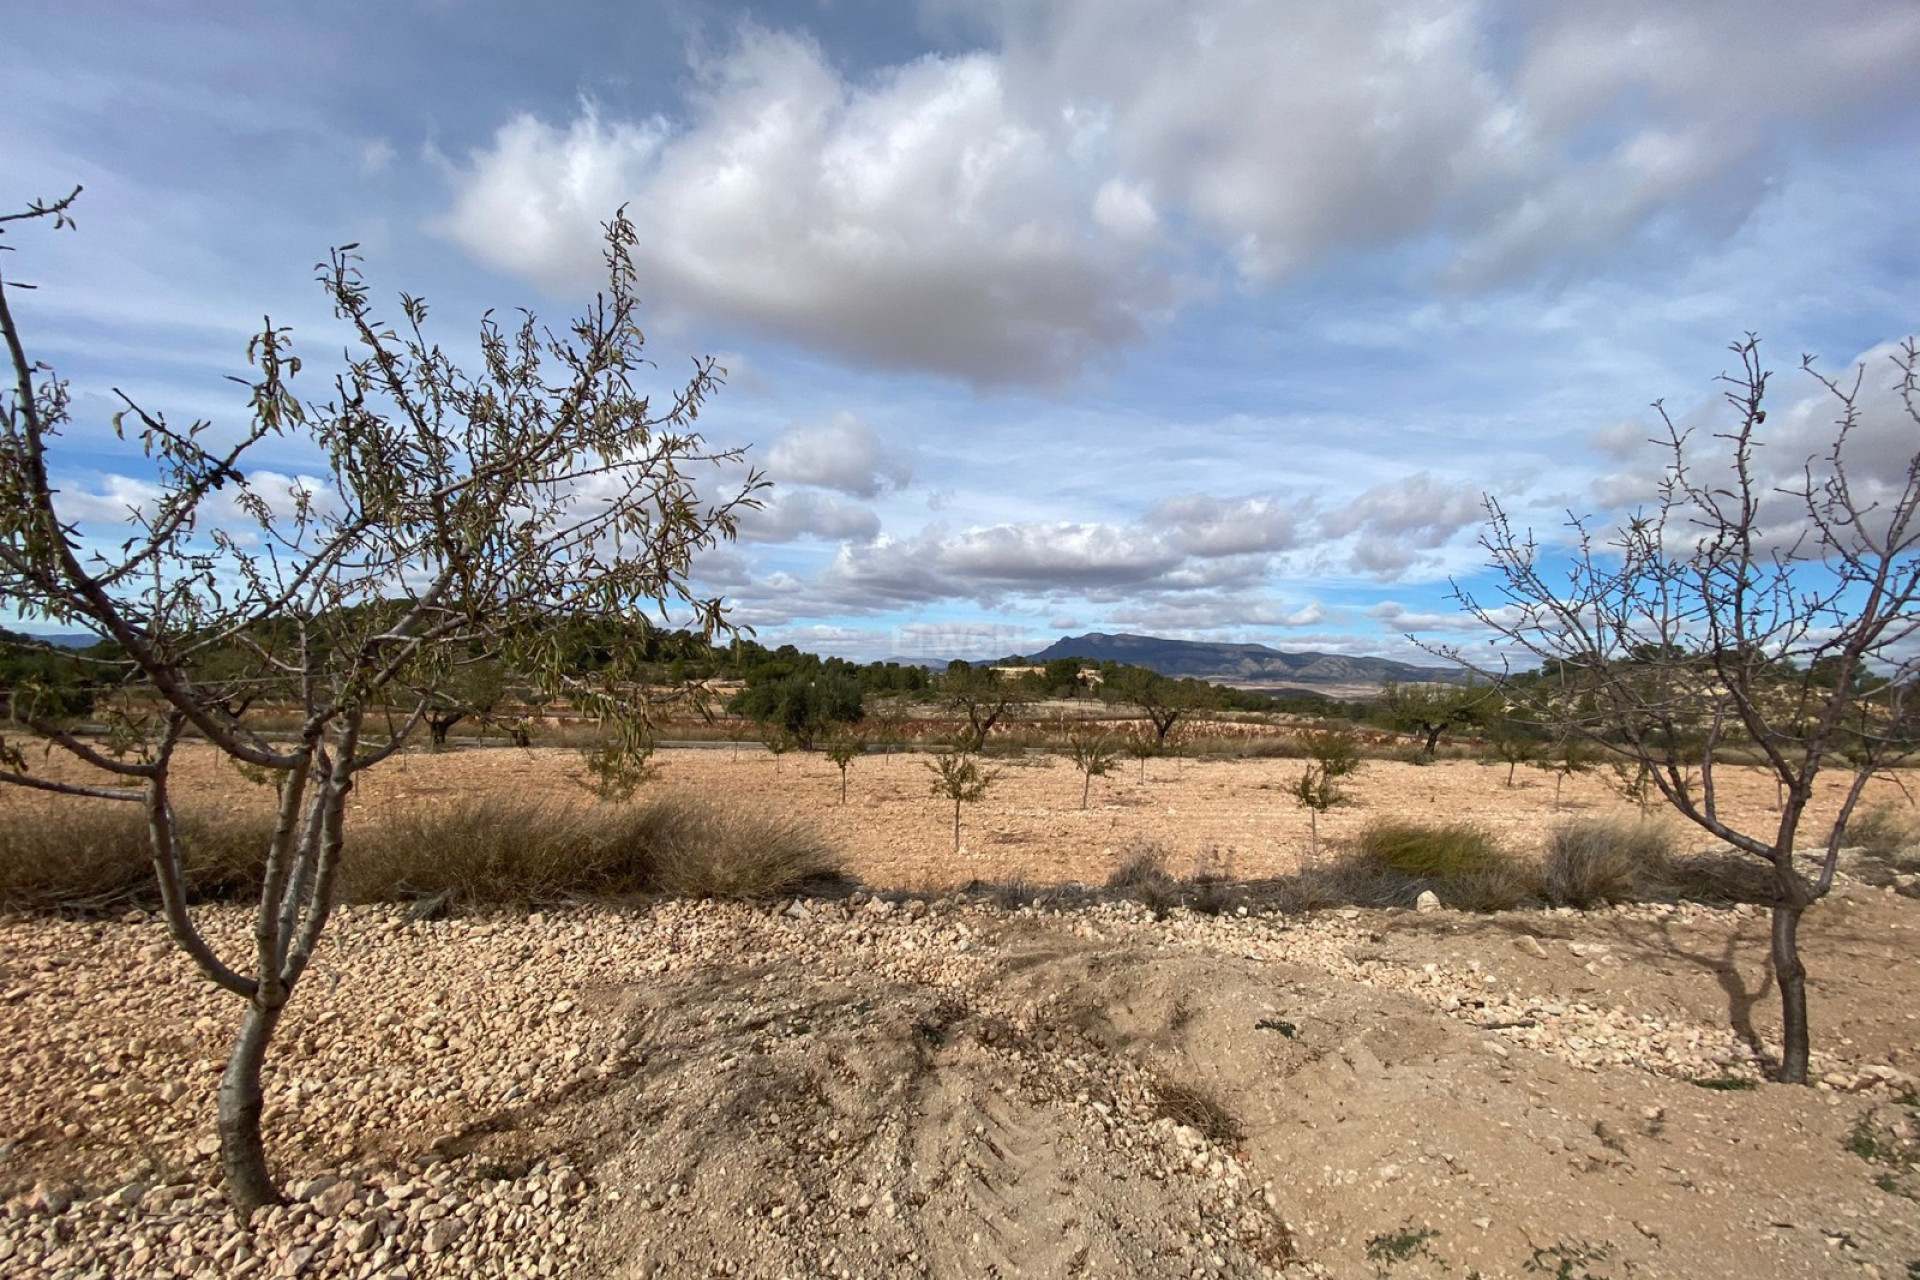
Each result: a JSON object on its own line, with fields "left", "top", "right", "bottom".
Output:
{"left": 1023, "top": 631, "right": 1469, "bottom": 690}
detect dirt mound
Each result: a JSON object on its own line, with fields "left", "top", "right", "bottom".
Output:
{"left": 485, "top": 896, "right": 1920, "bottom": 1278}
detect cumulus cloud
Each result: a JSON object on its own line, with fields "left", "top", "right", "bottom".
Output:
{"left": 735, "top": 489, "right": 881, "bottom": 543}
{"left": 439, "top": 2, "right": 1919, "bottom": 385}
{"left": 827, "top": 521, "right": 1183, "bottom": 607}
{"left": 1104, "top": 593, "right": 1328, "bottom": 635}
{"left": 1145, "top": 493, "right": 1298, "bottom": 557}
{"left": 49, "top": 474, "right": 164, "bottom": 524}
{"left": 439, "top": 25, "right": 1170, "bottom": 387}
{"left": 981, "top": 0, "right": 1920, "bottom": 289}
{"left": 1370, "top": 599, "right": 1516, "bottom": 635}
{"left": 1321, "top": 471, "right": 1486, "bottom": 578}
{"left": 762, "top": 412, "right": 910, "bottom": 498}
{"left": 1577, "top": 338, "right": 1920, "bottom": 556}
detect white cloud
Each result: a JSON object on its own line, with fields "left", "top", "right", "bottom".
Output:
{"left": 762, "top": 412, "right": 910, "bottom": 498}
{"left": 1321, "top": 471, "right": 1486, "bottom": 578}
{"left": 359, "top": 139, "right": 396, "bottom": 175}
{"left": 831, "top": 521, "right": 1183, "bottom": 605}
{"left": 1002, "top": 0, "right": 1920, "bottom": 287}
{"left": 1145, "top": 493, "right": 1298, "bottom": 557}
{"left": 438, "top": 3, "right": 1920, "bottom": 384}
{"left": 49, "top": 473, "right": 163, "bottom": 524}
{"left": 439, "top": 26, "right": 1170, "bottom": 387}
{"left": 735, "top": 489, "right": 881, "bottom": 543}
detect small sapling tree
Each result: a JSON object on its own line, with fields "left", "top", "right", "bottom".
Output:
{"left": 1290, "top": 764, "right": 1345, "bottom": 861}
{"left": 1303, "top": 726, "right": 1364, "bottom": 783}
{"left": 762, "top": 724, "right": 794, "bottom": 771}
{"left": 928, "top": 749, "right": 997, "bottom": 854}
{"left": 1064, "top": 724, "right": 1119, "bottom": 809}
{"left": 1446, "top": 336, "right": 1920, "bottom": 1083}
{"left": 824, "top": 726, "right": 866, "bottom": 805}
{"left": 1125, "top": 734, "right": 1159, "bottom": 782}
{"left": 0, "top": 193, "right": 762, "bottom": 1204}
{"left": 1536, "top": 735, "right": 1593, "bottom": 808}
{"left": 1487, "top": 719, "right": 1540, "bottom": 788}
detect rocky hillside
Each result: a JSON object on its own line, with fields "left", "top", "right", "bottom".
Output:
{"left": 1028, "top": 632, "right": 1469, "bottom": 690}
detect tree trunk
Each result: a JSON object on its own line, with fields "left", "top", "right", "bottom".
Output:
{"left": 219, "top": 997, "right": 287, "bottom": 1210}
{"left": 1422, "top": 723, "right": 1443, "bottom": 755}
{"left": 1771, "top": 880, "right": 1812, "bottom": 1084}
{"left": 1308, "top": 808, "right": 1318, "bottom": 861}
{"left": 1081, "top": 771, "right": 1091, "bottom": 809}
{"left": 952, "top": 801, "right": 961, "bottom": 854}
{"left": 840, "top": 770, "right": 848, "bottom": 805}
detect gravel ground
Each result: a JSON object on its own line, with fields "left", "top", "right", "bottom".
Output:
{"left": 4, "top": 882, "right": 1919, "bottom": 1277}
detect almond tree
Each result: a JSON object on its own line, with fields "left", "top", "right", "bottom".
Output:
{"left": 927, "top": 749, "right": 997, "bottom": 854}
{"left": 940, "top": 661, "right": 1030, "bottom": 750}
{"left": 1063, "top": 723, "right": 1119, "bottom": 809}
{"left": 0, "top": 191, "right": 762, "bottom": 1204}
{"left": 1446, "top": 336, "right": 1920, "bottom": 1083}
{"left": 824, "top": 726, "right": 866, "bottom": 804}
{"left": 1105, "top": 666, "right": 1214, "bottom": 745}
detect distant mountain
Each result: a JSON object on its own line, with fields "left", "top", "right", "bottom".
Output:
{"left": 5, "top": 632, "right": 100, "bottom": 650}
{"left": 1026, "top": 632, "right": 1469, "bottom": 691}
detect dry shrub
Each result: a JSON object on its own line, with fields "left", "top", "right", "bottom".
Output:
{"left": 1360, "top": 819, "right": 1508, "bottom": 879}
{"left": 982, "top": 877, "right": 1038, "bottom": 911}
{"left": 0, "top": 803, "right": 272, "bottom": 911}
{"left": 345, "top": 792, "right": 841, "bottom": 904}
{"left": 1653, "top": 851, "right": 1777, "bottom": 905}
{"left": 621, "top": 792, "right": 843, "bottom": 899}
{"left": 1544, "top": 817, "right": 1676, "bottom": 908}
{"left": 1151, "top": 1080, "right": 1243, "bottom": 1146}
{"left": 1107, "top": 840, "right": 1183, "bottom": 916}
{"left": 1846, "top": 803, "right": 1920, "bottom": 864}
{"left": 1278, "top": 856, "right": 1424, "bottom": 912}
{"left": 341, "top": 796, "right": 634, "bottom": 903}
{"left": 3, "top": 791, "right": 842, "bottom": 913}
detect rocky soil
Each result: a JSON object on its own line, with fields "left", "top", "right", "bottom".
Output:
{"left": 4, "top": 879, "right": 1920, "bottom": 1278}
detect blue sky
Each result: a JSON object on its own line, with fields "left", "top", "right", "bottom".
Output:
{"left": 5, "top": 1, "right": 1918, "bottom": 663}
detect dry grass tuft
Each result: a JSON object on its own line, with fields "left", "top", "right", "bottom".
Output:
{"left": 1151, "top": 1079, "right": 1244, "bottom": 1147}
{"left": 341, "top": 796, "right": 640, "bottom": 904}
{"left": 1544, "top": 817, "right": 1676, "bottom": 908}
{"left": 1846, "top": 802, "right": 1920, "bottom": 864}
{"left": 0, "top": 804, "right": 272, "bottom": 911}
{"left": 1343, "top": 819, "right": 1542, "bottom": 911}
{"left": 2, "top": 792, "right": 843, "bottom": 912}
{"left": 621, "top": 793, "right": 845, "bottom": 899}
{"left": 1103, "top": 840, "right": 1245, "bottom": 916}
{"left": 1652, "top": 851, "right": 1776, "bottom": 905}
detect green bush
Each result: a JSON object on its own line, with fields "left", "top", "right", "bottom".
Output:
{"left": 1544, "top": 817, "right": 1676, "bottom": 907}
{"left": 1347, "top": 819, "right": 1542, "bottom": 911}
{"left": 1360, "top": 819, "right": 1506, "bottom": 879}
